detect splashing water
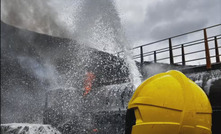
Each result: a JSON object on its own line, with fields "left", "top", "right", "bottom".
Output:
{"left": 1, "top": 123, "right": 61, "bottom": 134}
{"left": 1, "top": 0, "right": 142, "bottom": 126}
{"left": 54, "top": 0, "right": 142, "bottom": 88}
{"left": 186, "top": 69, "right": 221, "bottom": 95}
{"left": 2, "top": 0, "right": 142, "bottom": 89}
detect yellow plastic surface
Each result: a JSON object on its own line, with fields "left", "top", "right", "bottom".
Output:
{"left": 128, "top": 70, "right": 212, "bottom": 134}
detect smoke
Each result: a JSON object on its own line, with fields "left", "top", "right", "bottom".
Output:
{"left": 1, "top": 0, "right": 69, "bottom": 38}
{"left": 1, "top": 0, "right": 121, "bottom": 53}
{"left": 1, "top": 0, "right": 142, "bottom": 88}
{"left": 1, "top": 0, "right": 142, "bottom": 124}
{"left": 17, "top": 56, "right": 60, "bottom": 89}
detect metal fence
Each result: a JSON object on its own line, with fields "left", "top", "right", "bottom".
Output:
{"left": 118, "top": 24, "right": 221, "bottom": 69}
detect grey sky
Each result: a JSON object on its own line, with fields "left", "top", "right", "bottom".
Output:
{"left": 1, "top": 0, "right": 221, "bottom": 48}
{"left": 115, "top": 0, "right": 221, "bottom": 46}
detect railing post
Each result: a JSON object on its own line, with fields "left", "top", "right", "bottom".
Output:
{"left": 181, "top": 44, "right": 186, "bottom": 65}
{"left": 169, "top": 38, "right": 174, "bottom": 64}
{"left": 203, "top": 29, "right": 211, "bottom": 69}
{"left": 154, "top": 51, "right": 157, "bottom": 63}
{"left": 140, "top": 46, "right": 144, "bottom": 65}
{"left": 214, "top": 36, "right": 220, "bottom": 63}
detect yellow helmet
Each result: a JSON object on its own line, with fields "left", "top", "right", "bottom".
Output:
{"left": 125, "top": 70, "right": 212, "bottom": 134}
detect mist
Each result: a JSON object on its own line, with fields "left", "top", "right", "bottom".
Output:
{"left": 2, "top": 0, "right": 124, "bottom": 53}
{"left": 1, "top": 0, "right": 144, "bottom": 126}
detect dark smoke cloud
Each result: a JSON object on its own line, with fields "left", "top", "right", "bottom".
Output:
{"left": 1, "top": 0, "right": 126, "bottom": 53}
{"left": 1, "top": 0, "right": 69, "bottom": 38}
{"left": 1, "top": 0, "right": 142, "bottom": 124}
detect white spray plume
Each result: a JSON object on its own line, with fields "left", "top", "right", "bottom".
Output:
{"left": 1, "top": 0, "right": 142, "bottom": 88}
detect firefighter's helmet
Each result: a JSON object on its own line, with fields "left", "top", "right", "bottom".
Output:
{"left": 125, "top": 70, "right": 212, "bottom": 134}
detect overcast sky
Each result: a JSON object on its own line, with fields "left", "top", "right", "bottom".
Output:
{"left": 1, "top": 0, "right": 221, "bottom": 49}
{"left": 115, "top": 0, "right": 221, "bottom": 46}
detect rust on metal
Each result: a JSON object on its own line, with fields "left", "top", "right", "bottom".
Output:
{"left": 203, "top": 29, "right": 211, "bottom": 69}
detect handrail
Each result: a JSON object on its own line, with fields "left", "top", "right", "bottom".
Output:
{"left": 133, "top": 24, "right": 221, "bottom": 49}
{"left": 132, "top": 34, "right": 221, "bottom": 58}
{"left": 124, "top": 24, "right": 221, "bottom": 68}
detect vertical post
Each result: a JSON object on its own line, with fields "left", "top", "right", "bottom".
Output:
{"left": 169, "top": 38, "right": 174, "bottom": 64}
{"left": 154, "top": 51, "right": 157, "bottom": 63}
{"left": 214, "top": 36, "right": 220, "bottom": 63}
{"left": 181, "top": 44, "right": 186, "bottom": 65}
{"left": 203, "top": 29, "right": 211, "bottom": 69}
{"left": 140, "top": 46, "right": 144, "bottom": 76}
{"left": 140, "top": 46, "right": 143, "bottom": 65}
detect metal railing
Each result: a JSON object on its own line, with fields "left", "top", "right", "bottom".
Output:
{"left": 118, "top": 24, "right": 221, "bottom": 69}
